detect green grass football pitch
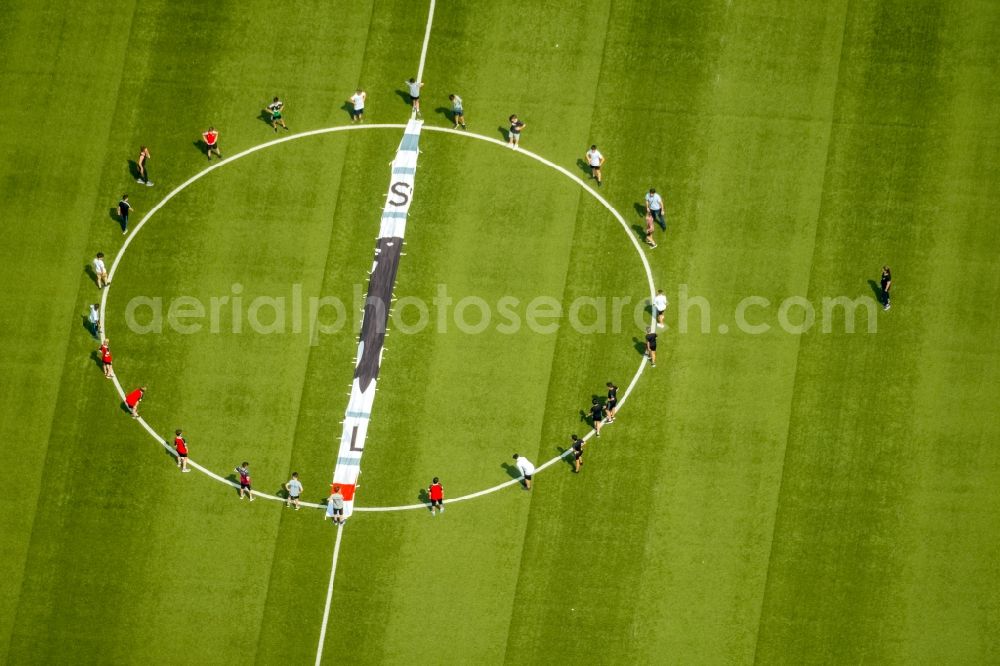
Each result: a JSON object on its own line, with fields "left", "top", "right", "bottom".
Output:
{"left": 2, "top": 0, "right": 999, "bottom": 663}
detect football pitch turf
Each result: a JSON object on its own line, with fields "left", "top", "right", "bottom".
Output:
{"left": 2, "top": 0, "right": 999, "bottom": 663}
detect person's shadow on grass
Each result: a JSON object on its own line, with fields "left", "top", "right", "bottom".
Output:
{"left": 868, "top": 279, "right": 885, "bottom": 306}
{"left": 162, "top": 441, "right": 178, "bottom": 463}
{"left": 225, "top": 473, "right": 242, "bottom": 497}
{"left": 416, "top": 487, "right": 431, "bottom": 510}
{"left": 339, "top": 101, "right": 355, "bottom": 121}
{"left": 192, "top": 140, "right": 207, "bottom": 158}
{"left": 84, "top": 262, "right": 98, "bottom": 286}
{"left": 575, "top": 159, "right": 592, "bottom": 178}
{"left": 89, "top": 349, "right": 103, "bottom": 372}
{"left": 631, "top": 223, "right": 648, "bottom": 240}
{"left": 433, "top": 106, "right": 452, "bottom": 124}
{"left": 127, "top": 159, "right": 142, "bottom": 181}
{"left": 109, "top": 206, "right": 128, "bottom": 233}
{"left": 632, "top": 337, "right": 648, "bottom": 357}
{"left": 633, "top": 203, "right": 647, "bottom": 218}
{"left": 555, "top": 446, "right": 575, "bottom": 470}
{"left": 81, "top": 314, "right": 98, "bottom": 340}
{"left": 394, "top": 89, "right": 411, "bottom": 107}
{"left": 497, "top": 126, "right": 509, "bottom": 142}
{"left": 501, "top": 462, "right": 522, "bottom": 481}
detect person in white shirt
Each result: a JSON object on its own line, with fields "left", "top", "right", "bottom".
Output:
{"left": 87, "top": 303, "right": 101, "bottom": 339}
{"left": 93, "top": 252, "right": 109, "bottom": 288}
{"left": 645, "top": 188, "right": 665, "bottom": 230}
{"left": 405, "top": 78, "right": 424, "bottom": 115}
{"left": 513, "top": 454, "right": 535, "bottom": 490}
{"left": 325, "top": 485, "right": 345, "bottom": 525}
{"left": 349, "top": 89, "right": 366, "bottom": 123}
{"left": 586, "top": 145, "right": 605, "bottom": 186}
{"left": 449, "top": 94, "right": 466, "bottom": 129}
{"left": 266, "top": 97, "right": 287, "bottom": 132}
{"left": 284, "top": 472, "right": 303, "bottom": 510}
{"left": 653, "top": 289, "right": 668, "bottom": 328}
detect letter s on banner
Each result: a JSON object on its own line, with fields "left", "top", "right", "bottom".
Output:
{"left": 388, "top": 182, "right": 411, "bottom": 206}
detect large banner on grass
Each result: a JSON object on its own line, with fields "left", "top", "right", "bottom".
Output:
{"left": 331, "top": 119, "right": 422, "bottom": 516}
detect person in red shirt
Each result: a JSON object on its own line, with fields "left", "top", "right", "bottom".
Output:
{"left": 99, "top": 339, "right": 113, "bottom": 378}
{"left": 235, "top": 462, "right": 253, "bottom": 501}
{"left": 428, "top": 477, "right": 444, "bottom": 516}
{"left": 125, "top": 386, "right": 146, "bottom": 418}
{"left": 174, "top": 429, "right": 190, "bottom": 472}
{"left": 202, "top": 127, "right": 222, "bottom": 161}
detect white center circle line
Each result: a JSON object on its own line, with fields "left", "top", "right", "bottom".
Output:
{"left": 100, "top": 123, "right": 657, "bottom": 512}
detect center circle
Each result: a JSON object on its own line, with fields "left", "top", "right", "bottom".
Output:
{"left": 101, "top": 124, "right": 656, "bottom": 511}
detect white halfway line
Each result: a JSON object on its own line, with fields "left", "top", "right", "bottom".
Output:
{"left": 314, "top": 523, "right": 344, "bottom": 666}
{"left": 415, "top": 0, "right": 436, "bottom": 85}
{"left": 316, "top": 1, "right": 437, "bottom": 662}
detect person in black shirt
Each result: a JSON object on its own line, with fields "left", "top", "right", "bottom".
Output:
{"left": 604, "top": 382, "right": 618, "bottom": 423}
{"left": 508, "top": 114, "right": 525, "bottom": 149}
{"left": 118, "top": 194, "right": 132, "bottom": 235}
{"left": 645, "top": 327, "right": 657, "bottom": 367}
{"left": 570, "top": 434, "right": 585, "bottom": 473}
{"left": 590, "top": 398, "right": 604, "bottom": 437}
{"left": 880, "top": 266, "right": 892, "bottom": 311}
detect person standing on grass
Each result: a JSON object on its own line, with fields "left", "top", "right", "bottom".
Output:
{"left": 266, "top": 97, "right": 288, "bottom": 132}
{"left": 604, "top": 382, "right": 618, "bottom": 423}
{"left": 653, "top": 289, "right": 668, "bottom": 329}
{"left": 644, "top": 212, "right": 657, "bottom": 248}
{"left": 513, "top": 454, "right": 535, "bottom": 490}
{"left": 125, "top": 386, "right": 146, "bottom": 419}
{"left": 236, "top": 462, "right": 253, "bottom": 501}
{"left": 87, "top": 303, "right": 101, "bottom": 339}
{"left": 117, "top": 194, "right": 132, "bottom": 235}
{"left": 99, "top": 339, "right": 113, "bottom": 378}
{"left": 285, "top": 472, "right": 303, "bottom": 510}
{"left": 449, "top": 94, "right": 466, "bottom": 129}
{"left": 508, "top": 114, "right": 525, "bottom": 149}
{"left": 645, "top": 188, "right": 665, "bottom": 231}
{"left": 349, "top": 89, "right": 366, "bottom": 123}
{"left": 570, "top": 434, "right": 585, "bottom": 473}
{"left": 174, "top": 429, "right": 191, "bottom": 473}
{"left": 590, "top": 398, "right": 604, "bottom": 437}
{"left": 136, "top": 146, "right": 153, "bottom": 186}
{"left": 202, "top": 127, "right": 222, "bottom": 161}
{"left": 405, "top": 78, "right": 424, "bottom": 116}
{"left": 586, "top": 145, "right": 605, "bottom": 186}
{"left": 93, "top": 252, "right": 109, "bottom": 288}
{"left": 428, "top": 477, "right": 444, "bottom": 516}
{"left": 645, "top": 327, "right": 657, "bottom": 367}
{"left": 326, "top": 485, "right": 345, "bottom": 524}
{"left": 880, "top": 265, "right": 892, "bottom": 311}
